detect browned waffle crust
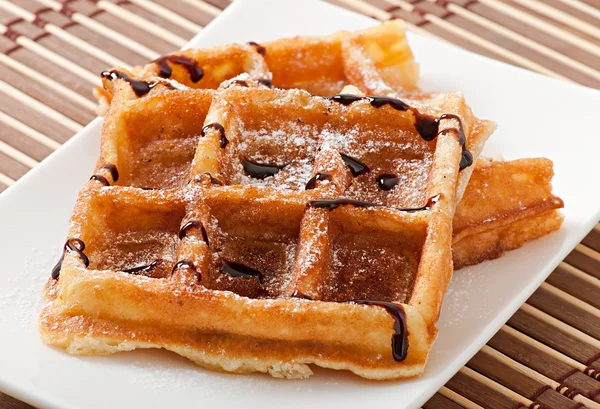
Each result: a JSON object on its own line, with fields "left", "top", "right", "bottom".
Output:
{"left": 94, "top": 20, "right": 419, "bottom": 112}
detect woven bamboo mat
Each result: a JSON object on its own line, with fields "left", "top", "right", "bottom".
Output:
{"left": 0, "top": 0, "right": 599, "bottom": 408}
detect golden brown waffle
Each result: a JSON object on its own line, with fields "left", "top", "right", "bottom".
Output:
{"left": 42, "top": 73, "right": 494, "bottom": 379}
{"left": 94, "top": 20, "right": 418, "bottom": 113}
{"left": 41, "top": 21, "right": 562, "bottom": 380}
{"left": 453, "top": 157, "right": 564, "bottom": 268}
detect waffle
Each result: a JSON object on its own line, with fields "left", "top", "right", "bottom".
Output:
{"left": 40, "top": 21, "right": 562, "bottom": 380}
{"left": 453, "top": 157, "right": 564, "bottom": 269}
{"left": 42, "top": 69, "right": 495, "bottom": 379}
{"left": 94, "top": 20, "right": 418, "bottom": 113}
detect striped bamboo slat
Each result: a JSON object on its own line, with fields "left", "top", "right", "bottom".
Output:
{"left": 0, "top": 1, "right": 599, "bottom": 408}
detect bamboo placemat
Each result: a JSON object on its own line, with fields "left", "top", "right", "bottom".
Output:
{"left": 1, "top": 1, "right": 599, "bottom": 408}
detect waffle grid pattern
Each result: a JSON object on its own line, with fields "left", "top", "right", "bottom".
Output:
{"left": 83, "top": 84, "right": 452, "bottom": 305}
{"left": 1, "top": 1, "right": 600, "bottom": 408}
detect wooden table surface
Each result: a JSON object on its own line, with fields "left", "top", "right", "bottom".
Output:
{"left": 1, "top": 1, "right": 599, "bottom": 408}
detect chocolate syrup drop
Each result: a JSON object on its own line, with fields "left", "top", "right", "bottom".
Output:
{"left": 368, "top": 96, "right": 410, "bottom": 111}
{"left": 328, "top": 94, "right": 363, "bottom": 106}
{"left": 90, "top": 174, "right": 110, "bottom": 186}
{"left": 340, "top": 153, "right": 369, "bottom": 176}
{"left": 102, "top": 70, "right": 156, "bottom": 97}
{"left": 101, "top": 164, "right": 119, "bottom": 182}
{"left": 230, "top": 79, "right": 249, "bottom": 87}
{"left": 171, "top": 259, "right": 201, "bottom": 280}
{"left": 329, "top": 94, "right": 410, "bottom": 112}
{"left": 122, "top": 259, "right": 162, "bottom": 275}
{"left": 413, "top": 114, "right": 440, "bottom": 141}
{"left": 201, "top": 123, "right": 228, "bottom": 148}
{"left": 153, "top": 55, "right": 203, "bottom": 83}
{"left": 207, "top": 174, "right": 223, "bottom": 186}
{"left": 460, "top": 150, "right": 473, "bottom": 170}
{"left": 351, "top": 300, "right": 409, "bottom": 361}
{"left": 51, "top": 238, "right": 89, "bottom": 279}
{"left": 179, "top": 220, "right": 210, "bottom": 245}
{"left": 257, "top": 78, "right": 272, "bottom": 88}
{"left": 305, "top": 172, "right": 333, "bottom": 190}
{"left": 242, "top": 158, "right": 286, "bottom": 179}
{"left": 397, "top": 194, "right": 441, "bottom": 213}
{"left": 221, "top": 260, "right": 264, "bottom": 283}
{"left": 248, "top": 41, "right": 266, "bottom": 55}
{"left": 202, "top": 225, "right": 210, "bottom": 245}
{"left": 376, "top": 174, "right": 399, "bottom": 191}
{"left": 51, "top": 257, "right": 63, "bottom": 280}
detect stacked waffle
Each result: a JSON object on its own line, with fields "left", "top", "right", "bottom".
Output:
{"left": 40, "top": 21, "right": 563, "bottom": 380}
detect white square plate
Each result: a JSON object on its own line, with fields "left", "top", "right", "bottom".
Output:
{"left": 1, "top": 1, "right": 599, "bottom": 408}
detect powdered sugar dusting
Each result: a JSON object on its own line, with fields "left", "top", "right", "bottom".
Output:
{"left": 439, "top": 267, "right": 491, "bottom": 329}
{"left": 0, "top": 245, "right": 57, "bottom": 331}
{"left": 230, "top": 124, "right": 321, "bottom": 190}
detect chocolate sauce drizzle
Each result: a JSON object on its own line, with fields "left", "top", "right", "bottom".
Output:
{"left": 305, "top": 172, "right": 332, "bottom": 190}
{"left": 90, "top": 164, "right": 119, "bottom": 186}
{"left": 351, "top": 300, "right": 409, "bottom": 361}
{"left": 257, "top": 78, "right": 272, "bottom": 88}
{"left": 207, "top": 175, "right": 223, "bottom": 186}
{"left": 179, "top": 220, "right": 210, "bottom": 245}
{"left": 309, "top": 198, "right": 379, "bottom": 210}
{"left": 340, "top": 153, "right": 370, "bottom": 176}
{"left": 376, "top": 174, "right": 399, "bottom": 191}
{"left": 438, "top": 114, "right": 473, "bottom": 170}
{"left": 201, "top": 123, "right": 228, "bottom": 148}
{"left": 459, "top": 150, "right": 473, "bottom": 171}
{"left": 51, "top": 238, "right": 89, "bottom": 279}
{"left": 122, "top": 259, "right": 162, "bottom": 275}
{"left": 101, "top": 164, "right": 119, "bottom": 182}
{"left": 221, "top": 260, "right": 264, "bottom": 283}
{"left": 153, "top": 55, "right": 203, "bottom": 83}
{"left": 90, "top": 174, "right": 110, "bottom": 186}
{"left": 328, "top": 94, "right": 473, "bottom": 169}
{"left": 309, "top": 194, "right": 441, "bottom": 212}
{"left": 328, "top": 94, "right": 363, "bottom": 106}
{"left": 171, "top": 259, "right": 201, "bottom": 280}
{"left": 242, "top": 158, "right": 286, "bottom": 179}
{"left": 368, "top": 95, "right": 411, "bottom": 111}
{"left": 230, "top": 79, "right": 249, "bottom": 87}
{"left": 248, "top": 41, "right": 266, "bottom": 55}
{"left": 102, "top": 70, "right": 157, "bottom": 98}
